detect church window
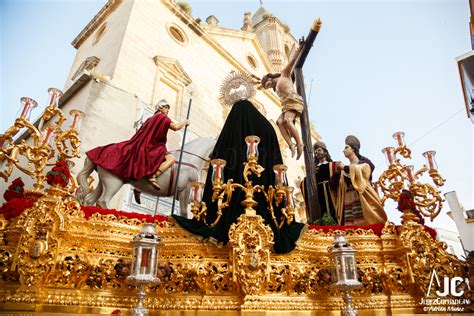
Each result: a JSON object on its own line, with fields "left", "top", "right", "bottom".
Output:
{"left": 168, "top": 24, "right": 188, "bottom": 45}
{"left": 284, "top": 44, "right": 290, "bottom": 58}
{"left": 247, "top": 54, "right": 258, "bottom": 69}
{"left": 71, "top": 56, "right": 100, "bottom": 81}
{"left": 93, "top": 23, "right": 107, "bottom": 45}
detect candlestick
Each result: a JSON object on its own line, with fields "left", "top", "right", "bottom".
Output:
{"left": 273, "top": 164, "right": 287, "bottom": 188}
{"left": 47, "top": 88, "right": 63, "bottom": 108}
{"left": 41, "top": 127, "right": 54, "bottom": 146}
{"left": 69, "top": 109, "right": 85, "bottom": 130}
{"left": 404, "top": 165, "right": 415, "bottom": 183}
{"left": 190, "top": 181, "right": 204, "bottom": 203}
{"left": 245, "top": 135, "right": 260, "bottom": 160}
{"left": 381, "top": 147, "right": 395, "bottom": 166}
{"left": 19, "top": 97, "right": 38, "bottom": 120}
{"left": 211, "top": 159, "right": 226, "bottom": 184}
{"left": 422, "top": 151, "right": 437, "bottom": 170}
{"left": 392, "top": 131, "right": 405, "bottom": 147}
{"left": 284, "top": 186, "right": 294, "bottom": 209}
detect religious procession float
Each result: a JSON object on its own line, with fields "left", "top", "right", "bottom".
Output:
{"left": 0, "top": 16, "right": 472, "bottom": 316}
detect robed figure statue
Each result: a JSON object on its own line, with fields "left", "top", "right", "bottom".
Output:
{"left": 173, "top": 100, "right": 305, "bottom": 254}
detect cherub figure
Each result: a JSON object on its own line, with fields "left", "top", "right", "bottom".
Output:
{"left": 261, "top": 38, "right": 305, "bottom": 159}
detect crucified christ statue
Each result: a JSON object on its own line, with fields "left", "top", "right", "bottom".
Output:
{"left": 261, "top": 38, "right": 305, "bottom": 159}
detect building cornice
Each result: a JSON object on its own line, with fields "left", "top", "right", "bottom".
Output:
{"left": 71, "top": 0, "right": 123, "bottom": 49}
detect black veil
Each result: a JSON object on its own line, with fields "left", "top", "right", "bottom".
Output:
{"left": 172, "top": 100, "right": 305, "bottom": 253}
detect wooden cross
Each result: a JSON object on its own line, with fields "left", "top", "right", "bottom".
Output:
{"left": 294, "top": 19, "right": 323, "bottom": 223}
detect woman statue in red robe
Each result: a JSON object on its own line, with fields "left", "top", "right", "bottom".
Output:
{"left": 86, "top": 99, "right": 189, "bottom": 190}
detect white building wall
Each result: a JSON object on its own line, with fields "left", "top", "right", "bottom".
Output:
{"left": 445, "top": 191, "right": 473, "bottom": 253}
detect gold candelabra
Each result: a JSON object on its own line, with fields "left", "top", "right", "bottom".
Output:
{"left": 0, "top": 88, "right": 85, "bottom": 193}
{"left": 190, "top": 136, "right": 297, "bottom": 228}
{"left": 377, "top": 132, "right": 445, "bottom": 221}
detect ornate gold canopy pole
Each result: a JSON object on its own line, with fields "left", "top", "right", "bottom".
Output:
{"left": 294, "top": 19, "right": 323, "bottom": 223}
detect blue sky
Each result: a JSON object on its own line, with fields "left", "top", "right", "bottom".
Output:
{"left": 1, "top": 0, "right": 472, "bottom": 232}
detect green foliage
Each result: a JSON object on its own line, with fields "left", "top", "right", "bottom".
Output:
{"left": 282, "top": 23, "right": 290, "bottom": 33}
{"left": 177, "top": 1, "right": 192, "bottom": 15}
{"left": 312, "top": 212, "right": 337, "bottom": 226}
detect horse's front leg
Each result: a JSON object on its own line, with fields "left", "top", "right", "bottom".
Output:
{"left": 178, "top": 183, "right": 191, "bottom": 218}
{"left": 96, "top": 169, "right": 124, "bottom": 209}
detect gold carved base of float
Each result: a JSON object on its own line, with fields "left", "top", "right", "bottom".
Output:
{"left": 0, "top": 194, "right": 471, "bottom": 315}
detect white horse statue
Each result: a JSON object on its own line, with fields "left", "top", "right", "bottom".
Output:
{"left": 76, "top": 137, "right": 216, "bottom": 217}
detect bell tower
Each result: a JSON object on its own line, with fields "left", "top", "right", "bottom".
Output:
{"left": 251, "top": 6, "right": 297, "bottom": 72}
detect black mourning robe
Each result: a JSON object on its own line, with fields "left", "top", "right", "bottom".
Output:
{"left": 173, "top": 100, "right": 305, "bottom": 253}
{"left": 315, "top": 162, "right": 337, "bottom": 222}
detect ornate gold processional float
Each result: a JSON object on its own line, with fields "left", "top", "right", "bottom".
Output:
{"left": 0, "top": 79, "right": 472, "bottom": 315}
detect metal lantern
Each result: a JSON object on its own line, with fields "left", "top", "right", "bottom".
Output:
{"left": 126, "top": 223, "right": 161, "bottom": 316}
{"left": 329, "top": 233, "right": 361, "bottom": 316}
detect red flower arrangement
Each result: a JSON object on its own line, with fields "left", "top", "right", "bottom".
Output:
{"left": 397, "top": 189, "right": 424, "bottom": 224}
{"left": 0, "top": 198, "right": 35, "bottom": 220}
{"left": 46, "top": 159, "right": 71, "bottom": 187}
{"left": 111, "top": 310, "right": 121, "bottom": 314}
{"left": 3, "top": 177, "right": 25, "bottom": 201}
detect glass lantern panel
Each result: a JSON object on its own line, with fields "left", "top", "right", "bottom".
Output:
{"left": 140, "top": 248, "right": 151, "bottom": 274}
{"left": 336, "top": 256, "right": 343, "bottom": 281}
{"left": 345, "top": 256, "right": 356, "bottom": 280}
